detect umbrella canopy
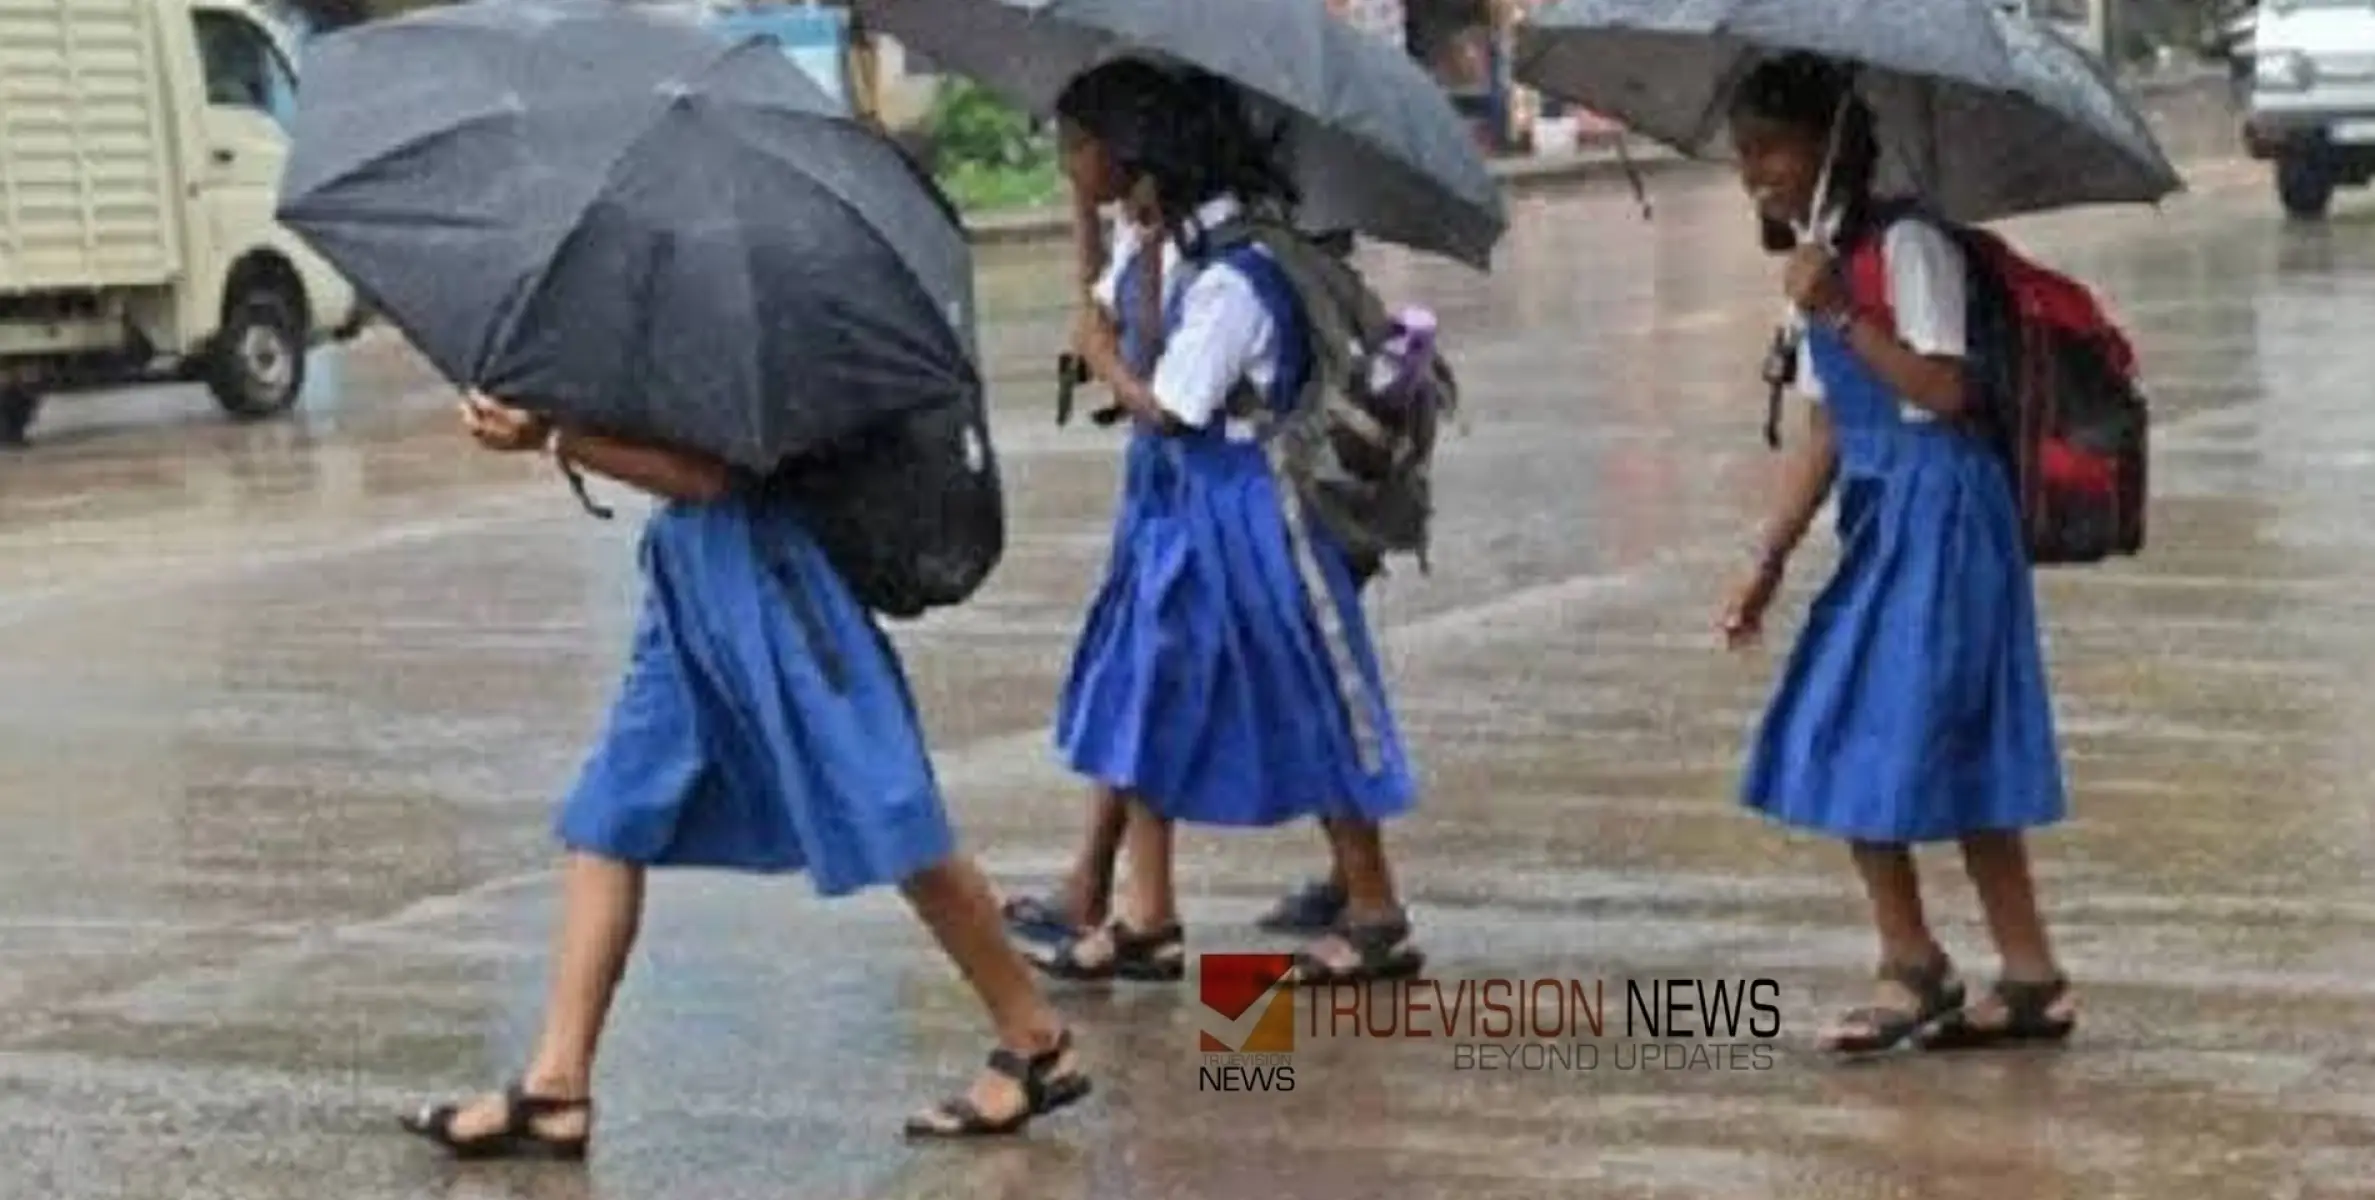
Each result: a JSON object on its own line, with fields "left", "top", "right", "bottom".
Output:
{"left": 853, "top": 0, "right": 1506, "bottom": 269}
{"left": 1513, "top": 0, "right": 2184, "bottom": 225}
{"left": 278, "top": 0, "right": 978, "bottom": 472}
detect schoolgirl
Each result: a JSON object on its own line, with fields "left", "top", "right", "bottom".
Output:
{"left": 1721, "top": 54, "right": 2077, "bottom": 1053}
{"left": 399, "top": 399, "right": 1091, "bottom": 1156}
{"left": 1030, "top": 66, "right": 1425, "bottom": 985}
{"left": 999, "top": 59, "right": 1358, "bottom": 954}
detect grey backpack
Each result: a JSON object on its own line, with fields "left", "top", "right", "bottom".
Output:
{"left": 1201, "top": 217, "right": 1457, "bottom": 582}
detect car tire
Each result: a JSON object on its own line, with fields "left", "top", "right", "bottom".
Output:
{"left": 206, "top": 283, "right": 308, "bottom": 420}
{"left": 2278, "top": 154, "right": 2335, "bottom": 220}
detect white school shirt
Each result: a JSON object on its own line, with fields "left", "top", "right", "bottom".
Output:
{"left": 1795, "top": 210, "right": 1968, "bottom": 423}
{"left": 1090, "top": 208, "right": 1186, "bottom": 323}
{"left": 1144, "top": 195, "right": 1282, "bottom": 430}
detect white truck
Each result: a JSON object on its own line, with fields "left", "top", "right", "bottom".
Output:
{"left": 0, "top": 0, "right": 363, "bottom": 445}
{"left": 2244, "top": 0, "right": 2375, "bottom": 218}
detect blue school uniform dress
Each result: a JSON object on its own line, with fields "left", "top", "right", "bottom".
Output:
{"left": 555, "top": 491, "right": 956, "bottom": 896}
{"left": 1054, "top": 197, "right": 1416, "bottom": 828}
{"left": 1741, "top": 216, "right": 2065, "bottom": 844}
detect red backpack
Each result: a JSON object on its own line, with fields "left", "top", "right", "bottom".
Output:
{"left": 1841, "top": 204, "right": 2148, "bottom": 566}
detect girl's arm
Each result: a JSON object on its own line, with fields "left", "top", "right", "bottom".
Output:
{"left": 1095, "top": 358, "right": 1179, "bottom": 433}
{"left": 1825, "top": 312, "right": 1967, "bottom": 417}
{"left": 1072, "top": 305, "right": 1134, "bottom": 392}
{"left": 1793, "top": 224, "right": 1971, "bottom": 417}
{"left": 1074, "top": 233, "right": 1178, "bottom": 429}
{"left": 1755, "top": 402, "right": 1839, "bottom": 568}
{"left": 554, "top": 429, "right": 734, "bottom": 504}
{"left": 1127, "top": 266, "right": 1265, "bottom": 438}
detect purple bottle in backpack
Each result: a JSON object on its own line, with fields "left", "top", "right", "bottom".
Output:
{"left": 1366, "top": 307, "right": 1442, "bottom": 411}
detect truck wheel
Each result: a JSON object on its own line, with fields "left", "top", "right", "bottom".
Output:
{"left": 206, "top": 284, "right": 307, "bottom": 420}
{"left": 2278, "top": 155, "right": 2335, "bottom": 220}
{"left": 0, "top": 389, "right": 39, "bottom": 447}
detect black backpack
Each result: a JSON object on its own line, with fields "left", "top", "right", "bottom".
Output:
{"left": 772, "top": 393, "right": 1005, "bottom": 619}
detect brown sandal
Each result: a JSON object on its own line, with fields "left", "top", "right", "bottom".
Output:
{"left": 902, "top": 1029, "right": 1093, "bottom": 1138}
{"left": 1286, "top": 914, "right": 1425, "bottom": 986}
{"left": 1025, "top": 921, "right": 1186, "bottom": 982}
{"left": 1920, "top": 976, "right": 2077, "bottom": 1050}
{"left": 399, "top": 1081, "right": 591, "bottom": 1160}
{"left": 1819, "top": 956, "right": 1965, "bottom": 1056}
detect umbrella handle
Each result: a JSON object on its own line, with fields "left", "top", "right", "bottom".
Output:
{"left": 1057, "top": 353, "right": 1087, "bottom": 425}
{"left": 1793, "top": 88, "right": 1857, "bottom": 246}
{"left": 1614, "top": 136, "right": 1652, "bottom": 221}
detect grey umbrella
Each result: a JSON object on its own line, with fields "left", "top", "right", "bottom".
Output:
{"left": 1513, "top": 0, "right": 2184, "bottom": 225}
{"left": 277, "top": 0, "right": 977, "bottom": 472}
{"left": 852, "top": 0, "right": 1506, "bottom": 270}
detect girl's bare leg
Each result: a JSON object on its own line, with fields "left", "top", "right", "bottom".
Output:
{"left": 436, "top": 851, "right": 643, "bottom": 1141}
{"left": 1959, "top": 831, "right": 2058, "bottom": 978}
{"left": 1851, "top": 842, "right": 1943, "bottom": 969}
{"left": 1059, "top": 786, "right": 1129, "bottom": 925}
{"left": 1953, "top": 830, "right": 2078, "bottom": 1029}
{"left": 1294, "top": 820, "right": 1418, "bottom": 973}
{"left": 1115, "top": 799, "right": 1178, "bottom": 930}
{"left": 1815, "top": 841, "right": 1956, "bottom": 1048}
{"left": 1025, "top": 798, "right": 1185, "bottom": 980}
{"left": 903, "top": 854, "right": 1081, "bottom": 1122}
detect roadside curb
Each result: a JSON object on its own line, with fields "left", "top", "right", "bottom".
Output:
{"left": 963, "top": 69, "right": 2235, "bottom": 249}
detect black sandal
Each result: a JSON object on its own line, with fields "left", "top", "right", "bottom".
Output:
{"left": 1026, "top": 920, "right": 1186, "bottom": 982}
{"left": 1003, "top": 894, "right": 1092, "bottom": 945}
{"left": 902, "top": 1029, "right": 1094, "bottom": 1139}
{"left": 398, "top": 1081, "right": 591, "bottom": 1161}
{"left": 1819, "top": 956, "right": 1966, "bottom": 1056}
{"left": 1919, "top": 976, "right": 2077, "bottom": 1050}
{"left": 1255, "top": 879, "right": 1349, "bottom": 935}
{"left": 1286, "top": 914, "right": 1425, "bottom": 986}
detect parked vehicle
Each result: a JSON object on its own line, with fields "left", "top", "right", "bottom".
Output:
{"left": 2244, "top": 0, "right": 2375, "bottom": 218}
{"left": 0, "top": 0, "right": 363, "bottom": 445}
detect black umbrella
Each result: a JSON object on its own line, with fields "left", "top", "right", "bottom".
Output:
{"left": 853, "top": 0, "right": 1506, "bottom": 270}
{"left": 1513, "top": 0, "right": 2183, "bottom": 225}
{"left": 277, "top": 0, "right": 978, "bottom": 472}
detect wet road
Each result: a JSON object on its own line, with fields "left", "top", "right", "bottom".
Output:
{"left": 10, "top": 105, "right": 2375, "bottom": 1198}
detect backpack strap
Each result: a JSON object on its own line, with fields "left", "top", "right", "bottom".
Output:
{"left": 1837, "top": 199, "right": 1933, "bottom": 330}
{"left": 1206, "top": 243, "right": 1313, "bottom": 416}
{"left": 1191, "top": 222, "right": 1386, "bottom": 772}
{"left": 1200, "top": 217, "right": 1401, "bottom": 455}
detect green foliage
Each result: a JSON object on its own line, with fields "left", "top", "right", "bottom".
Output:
{"left": 925, "top": 79, "right": 1061, "bottom": 212}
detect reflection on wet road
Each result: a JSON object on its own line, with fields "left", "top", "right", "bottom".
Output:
{"left": 7, "top": 127, "right": 2375, "bottom": 1197}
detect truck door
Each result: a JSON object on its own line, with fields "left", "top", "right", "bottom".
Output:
{"left": 188, "top": 9, "right": 298, "bottom": 300}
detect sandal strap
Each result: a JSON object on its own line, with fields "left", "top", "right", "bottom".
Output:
{"left": 1835, "top": 1004, "right": 1918, "bottom": 1029}
{"left": 1057, "top": 921, "right": 1178, "bottom": 960}
{"left": 984, "top": 1029, "right": 1075, "bottom": 1111}
{"left": 1340, "top": 914, "right": 1412, "bottom": 952}
{"left": 915, "top": 1097, "right": 992, "bottom": 1133}
{"left": 1992, "top": 975, "right": 2070, "bottom": 1011}
{"left": 985, "top": 1047, "right": 1032, "bottom": 1081}
{"left": 1112, "top": 921, "right": 1183, "bottom": 952}
{"left": 985, "top": 1029, "right": 1074, "bottom": 1082}
{"left": 501, "top": 1082, "right": 590, "bottom": 1134}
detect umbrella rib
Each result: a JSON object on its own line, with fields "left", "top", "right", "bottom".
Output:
{"left": 474, "top": 97, "right": 710, "bottom": 384}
